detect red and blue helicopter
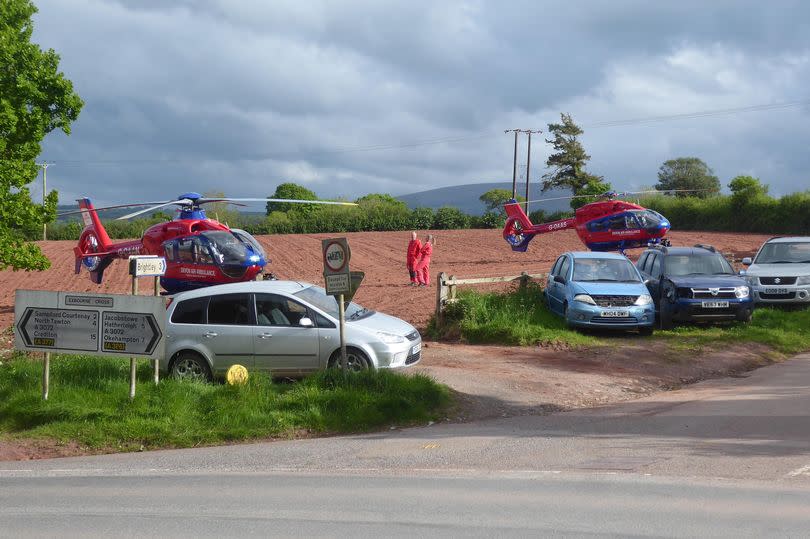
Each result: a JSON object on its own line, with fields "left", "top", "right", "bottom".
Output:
{"left": 502, "top": 191, "right": 674, "bottom": 254}
{"left": 63, "top": 193, "right": 354, "bottom": 294}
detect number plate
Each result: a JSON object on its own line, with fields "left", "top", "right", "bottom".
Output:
{"left": 765, "top": 288, "right": 789, "bottom": 295}
{"left": 600, "top": 310, "right": 629, "bottom": 318}
{"left": 701, "top": 301, "right": 729, "bottom": 308}
{"left": 412, "top": 343, "right": 421, "bottom": 355}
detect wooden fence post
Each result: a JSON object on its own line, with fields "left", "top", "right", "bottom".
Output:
{"left": 435, "top": 272, "right": 448, "bottom": 328}
{"left": 519, "top": 271, "right": 529, "bottom": 290}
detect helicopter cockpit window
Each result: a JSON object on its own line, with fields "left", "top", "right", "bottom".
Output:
{"left": 608, "top": 214, "right": 630, "bottom": 230}
{"left": 163, "top": 242, "right": 175, "bottom": 261}
{"left": 200, "top": 231, "right": 249, "bottom": 266}
{"left": 586, "top": 218, "right": 610, "bottom": 233}
{"left": 633, "top": 210, "right": 665, "bottom": 230}
{"left": 177, "top": 237, "right": 213, "bottom": 264}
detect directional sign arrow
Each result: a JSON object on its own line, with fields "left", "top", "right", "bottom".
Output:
{"left": 18, "top": 307, "right": 100, "bottom": 352}
{"left": 101, "top": 312, "right": 163, "bottom": 355}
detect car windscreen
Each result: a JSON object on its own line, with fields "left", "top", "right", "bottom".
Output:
{"left": 572, "top": 258, "right": 641, "bottom": 282}
{"left": 665, "top": 254, "right": 735, "bottom": 275}
{"left": 293, "top": 286, "right": 369, "bottom": 320}
{"left": 754, "top": 241, "right": 810, "bottom": 264}
{"left": 200, "top": 231, "right": 249, "bottom": 265}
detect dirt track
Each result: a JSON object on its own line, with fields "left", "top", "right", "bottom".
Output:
{"left": 0, "top": 229, "right": 770, "bottom": 331}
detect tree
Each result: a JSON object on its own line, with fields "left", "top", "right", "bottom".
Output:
{"left": 409, "top": 207, "right": 434, "bottom": 230}
{"left": 433, "top": 206, "right": 469, "bottom": 229}
{"left": 728, "top": 175, "right": 769, "bottom": 198}
{"left": 655, "top": 158, "right": 720, "bottom": 198}
{"left": 541, "top": 113, "right": 609, "bottom": 210}
{"left": 203, "top": 190, "right": 240, "bottom": 225}
{"left": 479, "top": 188, "right": 524, "bottom": 216}
{"left": 265, "top": 182, "right": 318, "bottom": 214}
{"left": 1, "top": 0, "right": 83, "bottom": 270}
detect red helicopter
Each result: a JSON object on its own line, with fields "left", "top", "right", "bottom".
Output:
{"left": 63, "top": 192, "right": 355, "bottom": 294}
{"left": 502, "top": 191, "right": 675, "bottom": 253}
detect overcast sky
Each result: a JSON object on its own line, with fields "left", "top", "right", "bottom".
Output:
{"left": 31, "top": 0, "right": 810, "bottom": 207}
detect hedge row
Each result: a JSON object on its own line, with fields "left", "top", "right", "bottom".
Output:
{"left": 38, "top": 204, "right": 507, "bottom": 241}
{"left": 34, "top": 191, "right": 810, "bottom": 242}
{"left": 641, "top": 192, "right": 810, "bottom": 235}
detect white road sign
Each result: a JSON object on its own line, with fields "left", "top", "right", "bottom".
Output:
{"left": 322, "top": 238, "right": 351, "bottom": 295}
{"left": 129, "top": 255, "right": 167, "bottom": 277}
{"left": 322, "top": 238, "right": 350, "bottom": 275}
{"left": 14, "top": 290, "right": 166, "bottom": 360}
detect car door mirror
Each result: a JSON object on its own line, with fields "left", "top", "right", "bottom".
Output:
{"left": 553, "top": 275, "right": 566, "bottom": 285}
{"left": 741, "top": 257, "right": 752, "bottom": 266}
{"left": 643, "top": 278, "right": 651, "bottom": 286}
{"left": 299, "top": 317, "right": 314, "bottom": 328}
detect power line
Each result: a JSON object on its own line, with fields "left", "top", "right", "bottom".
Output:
{"left": 5, "top": 97, "right": 809, "bottom": 166}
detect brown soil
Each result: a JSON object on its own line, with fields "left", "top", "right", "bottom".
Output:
{"left": 0, "top": 229, "right": 776, "bottom": 461}
{"left": 415, "top": 340, "right": 777, "bottom": 421}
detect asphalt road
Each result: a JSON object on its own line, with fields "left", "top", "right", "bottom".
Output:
{"left": 2, "top": 354, "right": 810, "bottom": 537}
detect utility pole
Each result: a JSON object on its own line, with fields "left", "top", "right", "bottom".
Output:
{"left": 504, "top": 129, "right": 521, "bottom": 199}
{"left": 521, "top": 130, "right": 542, "bottom": 215}
{"left": 36, "top": 162, "right": 52, "bottom": 241}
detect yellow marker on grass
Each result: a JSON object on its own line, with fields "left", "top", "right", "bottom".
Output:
{"left": 226, "top": 364, "right": 249, "bottom": 385}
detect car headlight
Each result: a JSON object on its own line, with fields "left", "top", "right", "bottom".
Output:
{"left": 573, "top": 294, "right": 596, "bottom": 305}
{"left": 634, "top": 294, "right": 653, "bottom": 306}
{"left": 735, "top": 286, "right": 750, "bottom": 298}
{"left": 797, "top": 276, "right": 810, "bottom": 285}
{"left": 376, "top": 331, "right": 406, "bottom": 344}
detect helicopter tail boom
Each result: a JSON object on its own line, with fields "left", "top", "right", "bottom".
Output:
{"left": 502, "top": 200, "right": 576, "bottom": 251}
{"left": 73, "top": 198, "right": 119, "bottom": 283}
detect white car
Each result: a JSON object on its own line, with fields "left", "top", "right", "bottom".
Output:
{"left": 163, "top": 281, "right": 422, "bottom": 381}
{"left": 742, "top": 237, "right": 810, "bottom": 304}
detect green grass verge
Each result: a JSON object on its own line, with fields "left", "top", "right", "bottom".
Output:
{"left": 430, "top": 283, "right": 810, "bottom": 354}
{"left": 0, "top": 355, "right": 450, "bottom": 450}
{"left": 430, "top": 283, "right": 598, "bottom": 347}
{"left": 656, "top": 307, "right": 810, "bottom": 355}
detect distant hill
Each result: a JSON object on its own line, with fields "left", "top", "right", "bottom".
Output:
{"left": 397, "top": 182, "right": 571, "bottom": 215}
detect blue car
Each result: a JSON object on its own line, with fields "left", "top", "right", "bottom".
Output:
{"left": 545, "top": 252, "right": 655, "bottom": 335}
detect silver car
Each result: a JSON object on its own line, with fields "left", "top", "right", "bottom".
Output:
{"left": 742, "top": 236, "right": 810, "bottom": 304}
{"left": 163, "top": 281, "right": 422, "bottom": 381}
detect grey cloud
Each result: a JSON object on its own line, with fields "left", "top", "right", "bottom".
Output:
{"left": 29, "top": 0, "right": 810, "bottom": 208}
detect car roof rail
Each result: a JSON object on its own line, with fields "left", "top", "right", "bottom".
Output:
{"left": 693, "top": 243, "right": 716, "bottom": 252}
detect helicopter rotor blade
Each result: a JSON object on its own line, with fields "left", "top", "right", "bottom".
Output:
{"left": 57, "top": 201, "right": 174, "bottom": 217}
{"left": 116, "top": 199, "right": 193, "bottom": 220}
{"left": 205, "top": 198, "right": 358, "bottom": 206}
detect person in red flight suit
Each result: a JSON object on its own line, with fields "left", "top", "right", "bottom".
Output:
{"left": 406, "top": 232, "right": 422, "bottom": 286}
{"left": 414, "top": 234, "right": 434, "bottom": 287}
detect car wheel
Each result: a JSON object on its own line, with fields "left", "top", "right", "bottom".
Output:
{"left": 329, "top": 347, "right": 371, "bottom": 371}
{"left": 638, "top": 326, "right": 654, "bottom": 336}
{"left": 171, "top": 352, "right": 213, "bottom": 382}
{"left": 563, "top": 302, "right": 574, "bottom": 328}
{"left": 737, "top": 310, "right": 753, "bottom": 323}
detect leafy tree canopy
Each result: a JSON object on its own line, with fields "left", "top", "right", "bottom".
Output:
{"left": 655, "top": 157, "right": 720, "bottom": 198}
{"left": 355, "top": 193, "right": 407, "bottom": 210}
{"left": 266, "top": 182, "right": 318, "bottom": 214}
{"left": 541, "top": 113, "right": 610, "bottom": 209}
{"left": 728, "top": 175, "right": 769, "bottom": 198}
{"left": 0, "top": 0, "right": 83, "bottom": 270}
{"left": 479, "top": 188, "right": 524, "bottom": 216}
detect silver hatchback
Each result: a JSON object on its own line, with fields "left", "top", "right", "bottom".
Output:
{"left": 163, "top": 281, "right": 422, "bottom": 381}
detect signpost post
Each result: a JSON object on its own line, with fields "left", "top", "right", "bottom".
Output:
{"left": 129, "top": 256, "right": 167, "bottom": 388}
{"left": 322, "top": 238, "right": 351, "bottom": 371}
{"left": 14, "top": 290, "right": 166, "bottom": 400}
